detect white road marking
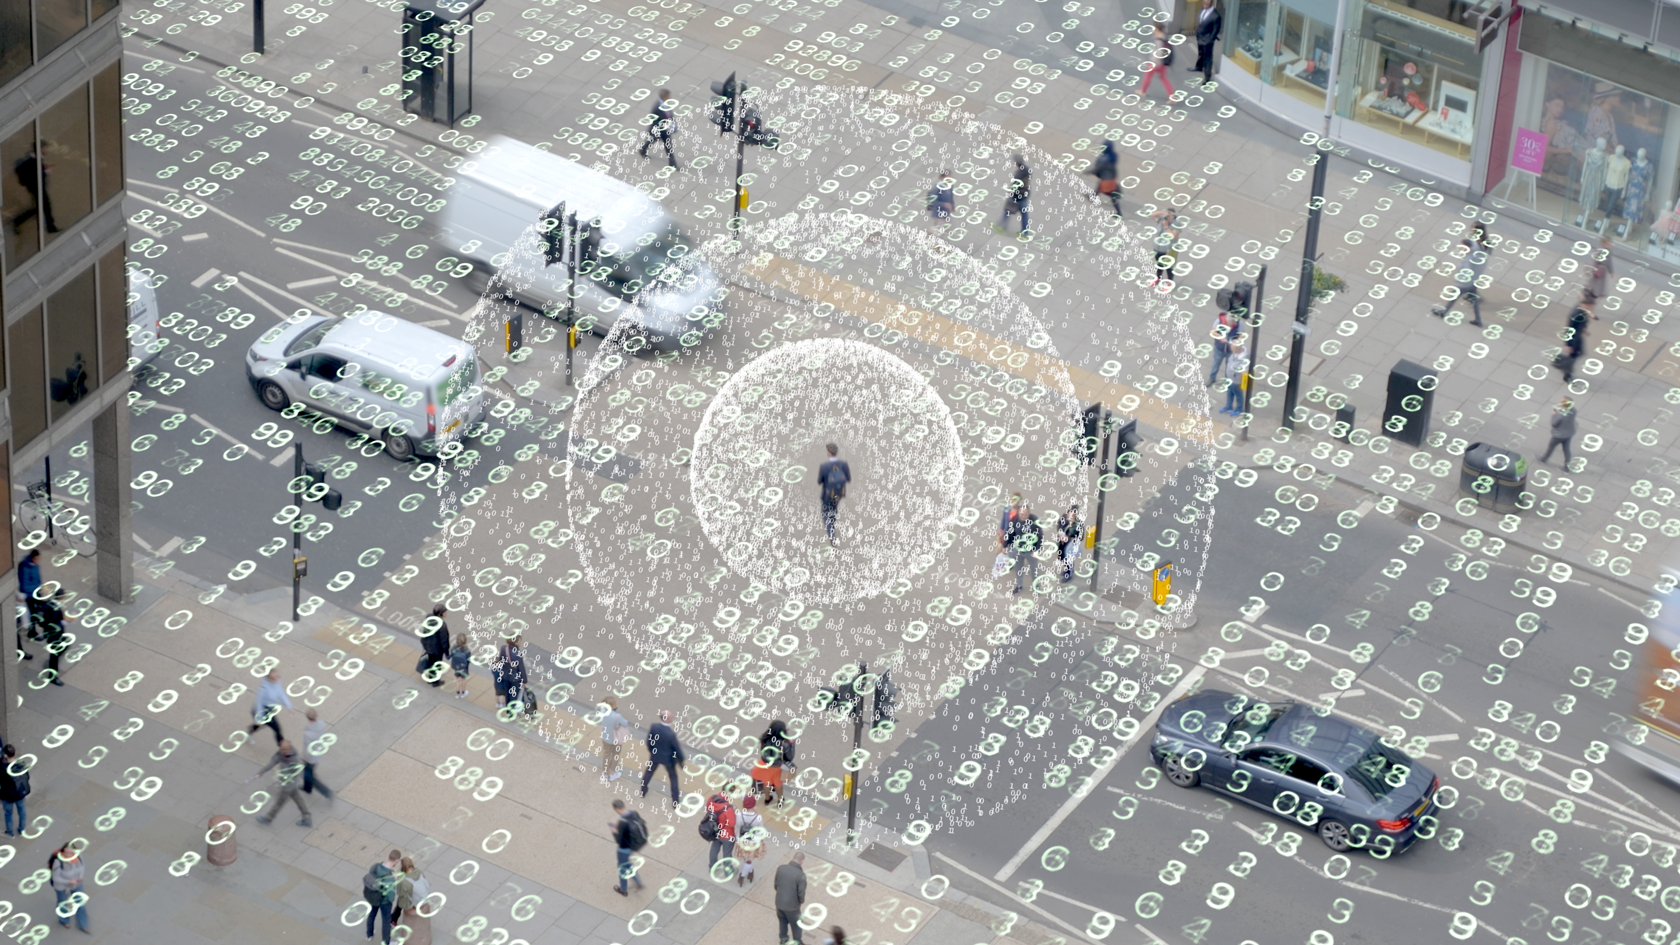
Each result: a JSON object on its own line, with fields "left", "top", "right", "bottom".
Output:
{"left": 125, "top": 180, "right": 266, "bottom": 236}
{"left": 271, "top": 247, "right": 465, "bottom": 319}
{"left": 181, "top": 233, "right": 209, "bottom": 242}
{"left": 1102, "top": 787, "right": 1228, "bottom": 820}
{"left": 1376, "top": 665, "right": 1466, "bottom": 723}
{"left": 190, "top": 413, "right": 264, "bottom": 461}
{"left": 416, "top": 318, "right": 453, "bottom": 328}
{"left": 286, "top": 276, "right": 339, "bottom": 290}
{"left": 155, "top": 536, "right": 183, "bottom": 558}
{"left": 190, "top": 267, "right": 221, "bottom": 289}
{"left": 131, "top": 534, "right": 156, "bottom": 554}
{"left": 1596, "top": 585, "right": 1644, "bottom": 611}
{"left": 1260, "top": 622, "right": 1357, "bottom": 658}
{"left": 270, "top": 451, "right": 293, "bottom": 467}
{"left": 236, "top": 272, "right": 339, "bottom": 320}
{"left": 1422, "top": 733, "right": 1460, "bottom": 743}
{"left": 994, "top": 662, "right": 1208, "bottom": 882}
{"left": 234, "top": 281, "right": 299, "bottom": 322}
{"left": 129, "top": 53, "right": 206, "bottom": 73}
{"left": 1593, "top": 765, "right": 1680, "bottom": 831}
{"left": 1354, "top": 498, "right": 1374, "bottom": 516}
{"left": 1317, "top": 687, "right": 1364, "bottom": 700}
{"left": 931, "top": 852, "right": 1105, "bottom": 945}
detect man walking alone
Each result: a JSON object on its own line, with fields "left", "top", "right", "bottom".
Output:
{"left": 818, "top": 443, "right": 850, "bottom": 545}
{"left": 775, "top": 852, "right": 807, "bottom": 945}
{"left": 637, "top": 89, "right": 679, "bottom": 169}
{"left": 640, "top": 709, "right": 686, "bottom": 806}
{"left": 1540, "top": 398, "right": 1576, "bottom": 466}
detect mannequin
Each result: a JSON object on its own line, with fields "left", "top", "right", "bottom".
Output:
{"left": 1599, "top": 145, "right": 1631, "bottom": 234}
{"left": 1655, "top": 196, "right": 1680, "bottom": 249}
{"left": 1619, "top": 147, "right": 1652, "bottom": 239}
{"left": 1575, "top": 138, "right": 1607, "bottom": 229}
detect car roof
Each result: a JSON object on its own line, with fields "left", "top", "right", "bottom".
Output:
{"left": 1255, "top": 706, "right": 1376, "bottom": 763}
{"left": 466, "top": 136, "right": 671, "bottom": 237}
{"left": 320, "top": 314, "right": 473, "bottom": 377}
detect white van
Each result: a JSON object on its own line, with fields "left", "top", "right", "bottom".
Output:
{"left": 244, "top": 311, "right": 486, "bottom": 461}
{"left": 439, "top": 136, "right": 724, "bottom": 351}
{"left": 127, "top": 270, "right": 162, "bottom": 373}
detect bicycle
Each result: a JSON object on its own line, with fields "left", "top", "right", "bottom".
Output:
{"left": 17, "top": 481, "right": 96, "bottom": 558}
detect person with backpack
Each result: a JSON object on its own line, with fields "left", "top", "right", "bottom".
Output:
{"left": 701, "top": 793, "right": 738, "bottom": 868}
{"left": 393, "top": 856, "right": 430, "bottom": 930}
{"left": 640, "top": 709, "right": 686, "bottom": 805}
{"left": 610, "top": 799, "right": 648, "bottom": 896}
{"left": 49, "top": 842, "right": 89, "bottom": 933}
{"left": 1141, "top": 25, "right": 1175, "bottom": 98}
{"left": 362, "top": 849, "right": 402, "bottom": 944}
{"left": 420, "top": 604, "right": 450, "bottom": 687}
{"left": 927, "top": 171, "right": 956, "bottom": 235}
{"left": 1085, "top": 140, "right": 1120, "bottom": 215}
{"left": 247, "top": 668, "right": 292, "bottom": 745}
{"left": 817, "top": 443, "right": 851, "bottom": 544}
{"left": 253, "top": 739, "right": 312, "bottom": 828}
{"left": 996, "top": 153, "right": 1031, "bottom": 236}
{"left": 733, "top": 795, "right": 765, "bottom": 886}
{"left": 15, "top": 548, "right": 40, "bottom": 661}
{"left": 637, "top": 88, "right": 679, "bottom": 169}
{"left": 449, "top": 633, "right": 472, "bottom": 699}
{"left": 1002, "top": 502, "right": 1042, "bottom": 596}
{"left": 598, "top": 696, "right": 631, "bottom": 781}
{"left": 750, "top": 720, "right": 796, "bottom": 806}
{"left": 494, "top": 635, "right": 528, "bottom": 711}
{"left": 1, "top": 745, "right": 28, "bottom": 837}
{"left": 38, "top": 589, "right": 68, "bottom": 687}
{"left": 1055, "top": 504, "right": 1084, "bottom": 583}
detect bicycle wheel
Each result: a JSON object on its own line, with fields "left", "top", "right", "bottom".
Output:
{"left": 16, "top": 500, "right": 47, "bottom": 538}
{"left": 65, "top": 525, "right": 96, "bottom": 558}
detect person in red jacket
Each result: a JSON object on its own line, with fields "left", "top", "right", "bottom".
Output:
{"left": 705, "top": 793, "right": 738, "bottom": 868}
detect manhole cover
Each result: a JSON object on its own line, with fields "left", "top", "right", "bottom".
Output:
{"left": 859, "top": 843, "right": 907, "bottom": 871}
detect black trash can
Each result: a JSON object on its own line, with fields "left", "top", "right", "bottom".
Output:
{"left": 1460, "top": 443, "right": 1527, "bottom": 513}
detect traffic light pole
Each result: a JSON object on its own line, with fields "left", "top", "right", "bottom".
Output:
{"left": 291, "top": 443, "right": 303, "bottom": 622}
{"left": 1281, "top": 154, "right": 1328, "bottom": 432}
{"left": 1088, "top": 409, "right": 1112, "bottom": 592}
{"left": 253, "top": 0, "right": 264, "bottom": 54}
{"left": 566, "top": 209, "right": 578, "bottom": 387}
{"left": 1239, "top": 265, "right": 1267, "bottom": 443}
{"left": 846, "top": 692, "right": 863, "bottom": 846}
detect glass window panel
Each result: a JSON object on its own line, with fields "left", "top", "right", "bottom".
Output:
{"left": 0, "top": 1, "right": 29, "bottom": 86}
{"left": 35, "top": 0, "right": 88, "bottom": 60}
{"left": 3, "top": 123, "right": 41, "bottom": 268}
{"left": 39, "top": 87, "right": 92, "bottom": 242}
{"left": 8, "top": 307, "right": 47, "bottom": 448}
{"left": 92, "top": 62, "right": 122, "bottom": 205}
{"left": 0, "top": 444, "right": 13, "bottom": 578}
{"left": 46, "top": 266, "right": 98, "bottom": 423}
{"left": 91, "top": 0, "right": 119, "bottom": 20}
{"left": 97, "top": 245, "right": 126, "bottom": 383}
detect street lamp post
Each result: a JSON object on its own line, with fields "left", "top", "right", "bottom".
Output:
{"left": 1281, "top": 155, "right": 1329, "bottom": 432}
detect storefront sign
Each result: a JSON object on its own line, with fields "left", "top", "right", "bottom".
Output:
{"left": 1511, "top": 127, "right": 1548, "bottom": 174}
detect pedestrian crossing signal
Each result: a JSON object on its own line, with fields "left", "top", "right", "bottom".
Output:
{"left": 1151, "top": 561, "right": 1174, "bottom": 606}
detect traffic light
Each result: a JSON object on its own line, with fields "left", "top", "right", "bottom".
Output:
{"left": 710, "top": 72, "right": 737, "bottom": 134}
{"left": 1219, "top": 280, "right": 1255, "bottom": 319}
{"left": 540, "top": 203, "right": 569, "bottom": 267}
{"left": 872, "top": 668, "right": 897, "bottom": 728}
{"left": 816, "top": 662, "right": 868, "bottom": 722}
{"left": 1078, "top": 402, "right": 1102, "bottom": 464}
{"left": 1113, "top": 417, "right": 1141, "bottom": 478}
{"left": 299, "top": 460, "right": 344, "bottom": 511}
{"left": 739, "top": 106, "right": 777, "bottom": 148}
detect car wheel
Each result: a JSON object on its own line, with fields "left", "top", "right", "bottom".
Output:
{"left": 1160, "top": 755, "right": 1200, "bottom": 788}
{"left": 384, "top": 434, "right": 417, "bottom": 462}
{"left": 258, "top": 381, "right": 289, "bottom": 411}
{"left": 1318, "top": 820, "right": 1352, "bottom": 852}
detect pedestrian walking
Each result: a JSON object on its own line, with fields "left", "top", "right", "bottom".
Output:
{"left": 248, "top": 668, "right": 292, "bottom": 745}
{"left": 450, "top": 633, "right": 472, "bottom": 699}
{"left": 0, "top": 745, "right": 28, "bottom": 837}
{"left": 1003, "top": 502, "right": 1042, "bottom": 596}
{"left": 421, "top": 604, "right": 450, "bottom": 687}
{"left": 1540, "top": 398, "right": 1577, "bottom": 465}
{"left": 1141, "top": 25, "right": 1176, "bottom": 98}
{"left": 610, "top": 799, "right": 649, "bottom": 896}
{"left": 1559, "top": 295, "right": 1595, "bottom": 381}
{"left": 15, "top": 549, "right": 40, "bottom": 662}
{"left": 599, "top": 696, "right": 631, "bottom": 781}
{"left": 995, "top": 153, "right": 1032, "bottom": 236}
{"left": 1205, "top": 313, "right": 1242, "bottom": 385}
{"left": 494, "top": 635, "right": 528, "bottom": 711}
{"left": 302, "top": 707, "right": 335, "bottom": 801}
{"left": 817, "top": 443, "right": 851, "bottom": 545}
{"left": 253, "top": 739, "right": 312, "bottom": 828}
{"left": 38, "top": 589, "right": 68, "bottom": 686}
{"left": 734, "top": 795, "right": 765, "bottom": 885}
{"left": 640, "top": 709, "right": 686, "bottom": 805}
{"left": 774, "top": 852, "right": 808, "bottom": 945}
{"left": 750, "top": 719, "right": 796, "bottom": 806}
{"left": 637, "top": 88, "right": 679, "bottom": 169}
{"left": 1587, "top": 235, "right": 1612, "bottom": 302}
{"left": 998, "top": 493, "right": 1022, "bottom": 545}
{"left": 362, "top": 849, "right": 402, "bottom": 944}
{"left": 1055, "top": 504, "right": 1084, "bottom": 583}
{"left": 393, "top": 856, "right": 429, "bottom": 927}
{"left": 1219, "top": 341, "right": 1250, "bottom": 416}
{"left": 1085, "top": 140, "right": 1121, "bottom": 214}
{"left": 49, "top": 842, "right": 89, "bottom": 934}
{"left": 1193, "top": 0, "right": 1223, "bottom": 86}
{"left": 927, "top": 171, "right": 956, "bottom": 234}
{"left": 1149, "top": 209, "right": 1181, "bottom": 287}
{"left": 1431, "top": 226, "right": 1493, "bottom": 326}
{"left": 702, "top": 792, "right": 738, "bottom": 868}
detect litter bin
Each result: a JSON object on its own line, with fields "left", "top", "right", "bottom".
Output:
{"left": 1460, "top": 443, "right": 1527, "bottom": 513}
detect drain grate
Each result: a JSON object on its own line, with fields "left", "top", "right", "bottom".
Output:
{"left": 859, "top": 843, "right": 908, "bottom": 872}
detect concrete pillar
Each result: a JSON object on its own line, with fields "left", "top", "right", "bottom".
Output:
{"left": 92, "top": 399, "right": 132, "bottom": 603}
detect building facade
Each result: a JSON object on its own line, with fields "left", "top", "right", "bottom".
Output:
{"left": 1, "top": 0, "right": 135, "bottom": 733}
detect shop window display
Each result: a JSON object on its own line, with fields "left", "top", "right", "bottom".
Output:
{"left": 1337, "top": 0, "right": 1480, "bottom": 159}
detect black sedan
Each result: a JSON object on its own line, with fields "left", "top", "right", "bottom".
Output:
{"left": 1149, "top": 689, "right": 1440, "bottom": 856}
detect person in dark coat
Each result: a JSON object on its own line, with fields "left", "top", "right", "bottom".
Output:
{"left": 1560, "top": 295, "right": 1595, "bottom": 381}
{"left": 494, "top": 635, "right": 528, "bottom": 709}
{"left": 637, "top": 88, "right": 679, "bottom": 169}
{"left": 1086, "top": 140, "right": 1120, "bottom": 214}
{"left": 0, "top": 744, "right": 26, "bottom": 836}
{"left": 1540, "top": 398, "right": 1577, "bottom": 465}
{"left": 775, "top": 853, "right": 808, "bottom": 945}
{"left": 422, "top": 604, "right": 450, "bottom": 687}
{"left": 14, "top": 549, "right": 40, "bottom": 662}
{"left": 39, "top": 590, "right": 68, "bottom": 686}
{"left": 640, "top": 709, "right": 686, "bottom": 805}
{"left": 1194, "top": 0, "right": 1223, "bottom": 86}
{"left": 817, "top": 443, "right": 851, "bottom": 544}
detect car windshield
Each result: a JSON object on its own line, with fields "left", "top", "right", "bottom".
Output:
{"left": 1344, "top": 740, "right": 1413, "bottom": 800}
{"left": 580, "top": 223, "right": 691, "bottom": 298}
{"left": 1222, "top": 702, "right": 1287, "bottom": 751}
{"left": 285, "top": 320, "right": 333, "bottom": 356}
